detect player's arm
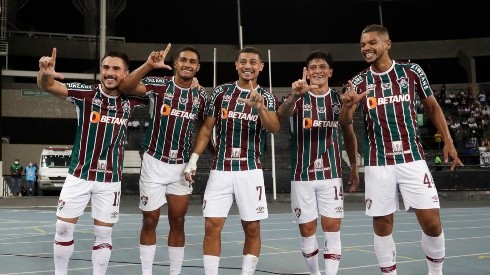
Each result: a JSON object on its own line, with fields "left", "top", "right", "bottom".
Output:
{"left": 119, "top": 43, "right": 173, "bottom": 96}
{"left": 37, "top": 48, "right": 68, "bottom": 100}
{"left": 422, "top": 95, "right": 463, "bottom": 170}
{"left": 184, "top": 116, "right": 216, "bottom": 183}
{"left": 341, "top": 122, "right": 359, "bottom": 192}
{"left": 258, "top": 108, "right": 280, "bottom": 133}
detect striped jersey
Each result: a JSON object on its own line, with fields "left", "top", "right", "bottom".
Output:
{"left": 66, "top": 83, "right": 147, "bottom": 182}
{"left": 206, "top": 82, "right": 278, "bottom": 171}
{"left": 288, "top": 89, "right": 343, "bottom": 181}
{"left": 141, "top": 76, "right": 207, "bottom": 164}
{"left": 351, "top": 61, "right": 432, "bottom": 166}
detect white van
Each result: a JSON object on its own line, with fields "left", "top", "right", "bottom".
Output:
{"left": 37, "top": 147, "right": 72, "bottom": 195}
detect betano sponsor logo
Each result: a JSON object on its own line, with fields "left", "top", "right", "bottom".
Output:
{"left": 367, "top": 94, "right": 411, "bottom": 109}
{"left": 90, "top": 111, "right": 128, "bottom": 125}
{"left": 303, "top": 118, "right": 338, "bottom": 129}
{"left": 160, "top": 104, "right": 197, "bottom": 119}
{"left": 221, "top": 108, "right": 258, "bottom": 121}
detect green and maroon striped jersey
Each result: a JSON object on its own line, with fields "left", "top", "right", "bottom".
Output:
{"left": 141, "top": 76, "right": 207, "bottom": 164}
{"left": 206, "top": 82, "right": 278, "bottom": 171}
{"left": 288, "top": 89, "right": 343, "bottom": 181}
{"left": 66, "top": 83, "right": 147, "bottom": 182}
{"left": 351, "top": 61, "right": 432, "bottom": 166}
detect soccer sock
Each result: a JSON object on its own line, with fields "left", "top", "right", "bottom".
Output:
{"left": 168, "top": 246, "right": 185, "bottom": 275}
{"left": 53, "top": 219, "right": 76, "bottom": 275}
{"left": 241, "top": 254, "right": 259, "bottom": 275}
{"left": 203, "top": 255, "right": 220, "bottom": 275}
{"left": 421, "top": 231, "right": 445, "bottom": 275}
{"left": 140, "top": 244, "right": 157, "bottom": 275}
{"left": 374, "top": 234, "right": 397, "bottom": 274}
{"left": 92, "top": 225, "right": 113, "bottom": 275}
{"left": 323, "top": 231, "right": 341, "bottom": 275}
{"left": 300, "top": 235, "right": 321, "bottom": 275}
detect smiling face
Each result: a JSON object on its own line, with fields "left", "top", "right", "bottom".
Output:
{"left": 306, "top": 58, "right": 332, "bottom": 89}
{"left": 360, "top": 30, "right": 392, "bottom": 65}
{"left": 99, "top": 56, "right": 128, "bottom": 95}
{"left": 174, "top": 50, "right": 200, "bottom": 82}
{"left": 235, "top": 51, "right": 264, "bottom": 85}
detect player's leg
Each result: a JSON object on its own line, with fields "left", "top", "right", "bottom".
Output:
{"left": 202, "top": 170, "right": 234, "bottom": 275}
{"left": 318, "top": 178, "right": 344, "bottom": 275}
{"left": 234, "top": 169, "right": 268, "bottom": 275}
{"left": 54, "top": 175, "right": 91, "bottom": 275}
{"left": 397, "top": 160, "right": 444, "bottom": 275}
{"left": 291, "top": 179, "right": 321, "bottom": 275}
{"left": 138, "top": 153, "right": 168, "bottom": 275}
{"left": 365, "top": 165, "right": 398, "bottom": 274}
{"left": 90, "top": 180, "right": 121, "bottom": 275}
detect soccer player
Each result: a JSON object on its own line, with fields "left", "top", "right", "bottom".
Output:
{"left": 37, "top": 48, "right": 147, "bottom": 275}
{"left": 119, "top": 44, "right": 207, "bottom": 275}
{"left": 183, "top": 46, "right": 280, "bottom": 275}
{"left": 277, "top": 50, "right": 359, "bottom": 275}
{"left": 340, "top": 24, "right": 463, "bottom": 275}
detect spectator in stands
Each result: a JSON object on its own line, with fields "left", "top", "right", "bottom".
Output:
{"left": 184, "top": 46, "right": 280, "bottom": 275}
{"left": 440, "top": 84, "right": 447, "bottom": 100}
{"left": 277, "top": 50, "right": 359, "bottom": 275}
{"left": 119, "top": 44, "right": 207, "bottom": 275}
{"left": 24, "top": 161, "right": 37, "bottom": 196}
{"left": 10, "top": 158, "right": 23, "bottom": 196}
{"left": 340, "top": 24, "right": 463, "bottom": 275}
{"left": 37, "top": 47, "right": 147, "bottom": 275}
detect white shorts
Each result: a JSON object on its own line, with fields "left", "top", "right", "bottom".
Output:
{"left": 56, "top": 174, "right": 121, "bottom": 224}
{"left": 139, "top": 152, "right": 192, "bottom": 211}
{"left": 364, "top": 160, "right": 441, "bottom": 217}
{"left": 291, "top": 178, "right": 344, "bottom": 224}
{"left": 203, "top": 169, "right": 268, "bottom": 221}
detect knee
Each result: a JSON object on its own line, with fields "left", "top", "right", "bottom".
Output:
{"left": 142, "top": 213, "right": 160, "bottom": 229}
{"left": 168, "top": 215, "right": 185, "bottom": 229}
{"left": 242, "top": 221, "right": 261, "bottom": 238}
{"left": 205, "top": 219, "right": 223, "bottom": 238}
{"left": 422, "top": 220, "right": 442, "bottom": 236}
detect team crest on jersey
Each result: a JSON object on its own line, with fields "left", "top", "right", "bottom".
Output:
{"left": 122, "top": 101, "right": 130, "bottom": 112}
{"left": 294, "top": 208, "right": 301, "bottom": 218}
{"left": 365, "top": 198, "right": 372, "bottom": 209}
{"left": 397, "top": 77, "right": 409, "bottom": 89}
{"left": 193, "top": 97, "right": 200, "bottom": 107}
{"left": 331, "top": 103, "right": 341, "bottom": 114}
{"left": 140, "top": 195, "right": 149, "bottom": 206}
{"left": 57, "top": 199, "right": 65, "bottom": 210}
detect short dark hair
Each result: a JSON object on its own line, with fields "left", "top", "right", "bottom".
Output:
{"left": 236, "top": 46, "right": 263, "bottom": 62}
{"left": 362, "top": 24, "right": 390, "bottom": 39}
{"left": 102, "top": 49, "right": 130, "bottom": 70}
{"left": 176, "top": 45, "right": 201, "bottom": 62}
{"left": 305, "top": 50, "right": 333, "bottom": 68}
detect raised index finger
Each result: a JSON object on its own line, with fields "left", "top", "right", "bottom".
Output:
{"left": 302, "top": 67, "right": 307, "bottom": 82}
{"left": 51, "top": 48, "right": 57, "bottom": 63}
{"left": 162, "top": 43, "right": 171, "bottom": 57}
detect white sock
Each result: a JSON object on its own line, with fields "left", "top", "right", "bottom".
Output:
{"left": 300, "top": 235, "right": 321, "bottom": 275}
{"left": 374, "top": 234, "right": 397, "bottom": 274}
{"left": 92, "top": 225, "right": 113, "bottom": 275}
{"left": 323, "top": 231, "right": 341, "bottom": 275}
{"left": 421, "top": 231, "right": 445, "bottom": 275}
{"left": 53, "top": 220, "right": 76, "bottom": 275}
{"left": 203, "top": 255, "right": 220, "bottom": 275}
{"left": 168, "top": 246, "right": 185, "bottom": 275}
{"left": 241, "top": 254, "right": 259, "bottom": 275}
{"left": 140, "top": 244, "right": 157, "bottom": 275}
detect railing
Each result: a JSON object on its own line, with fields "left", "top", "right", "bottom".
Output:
{"left": 8, "top": 30, "right": 125, "bottom": 43}
{"left": 1, "top": 177, "right": 11, "bottom": 197}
